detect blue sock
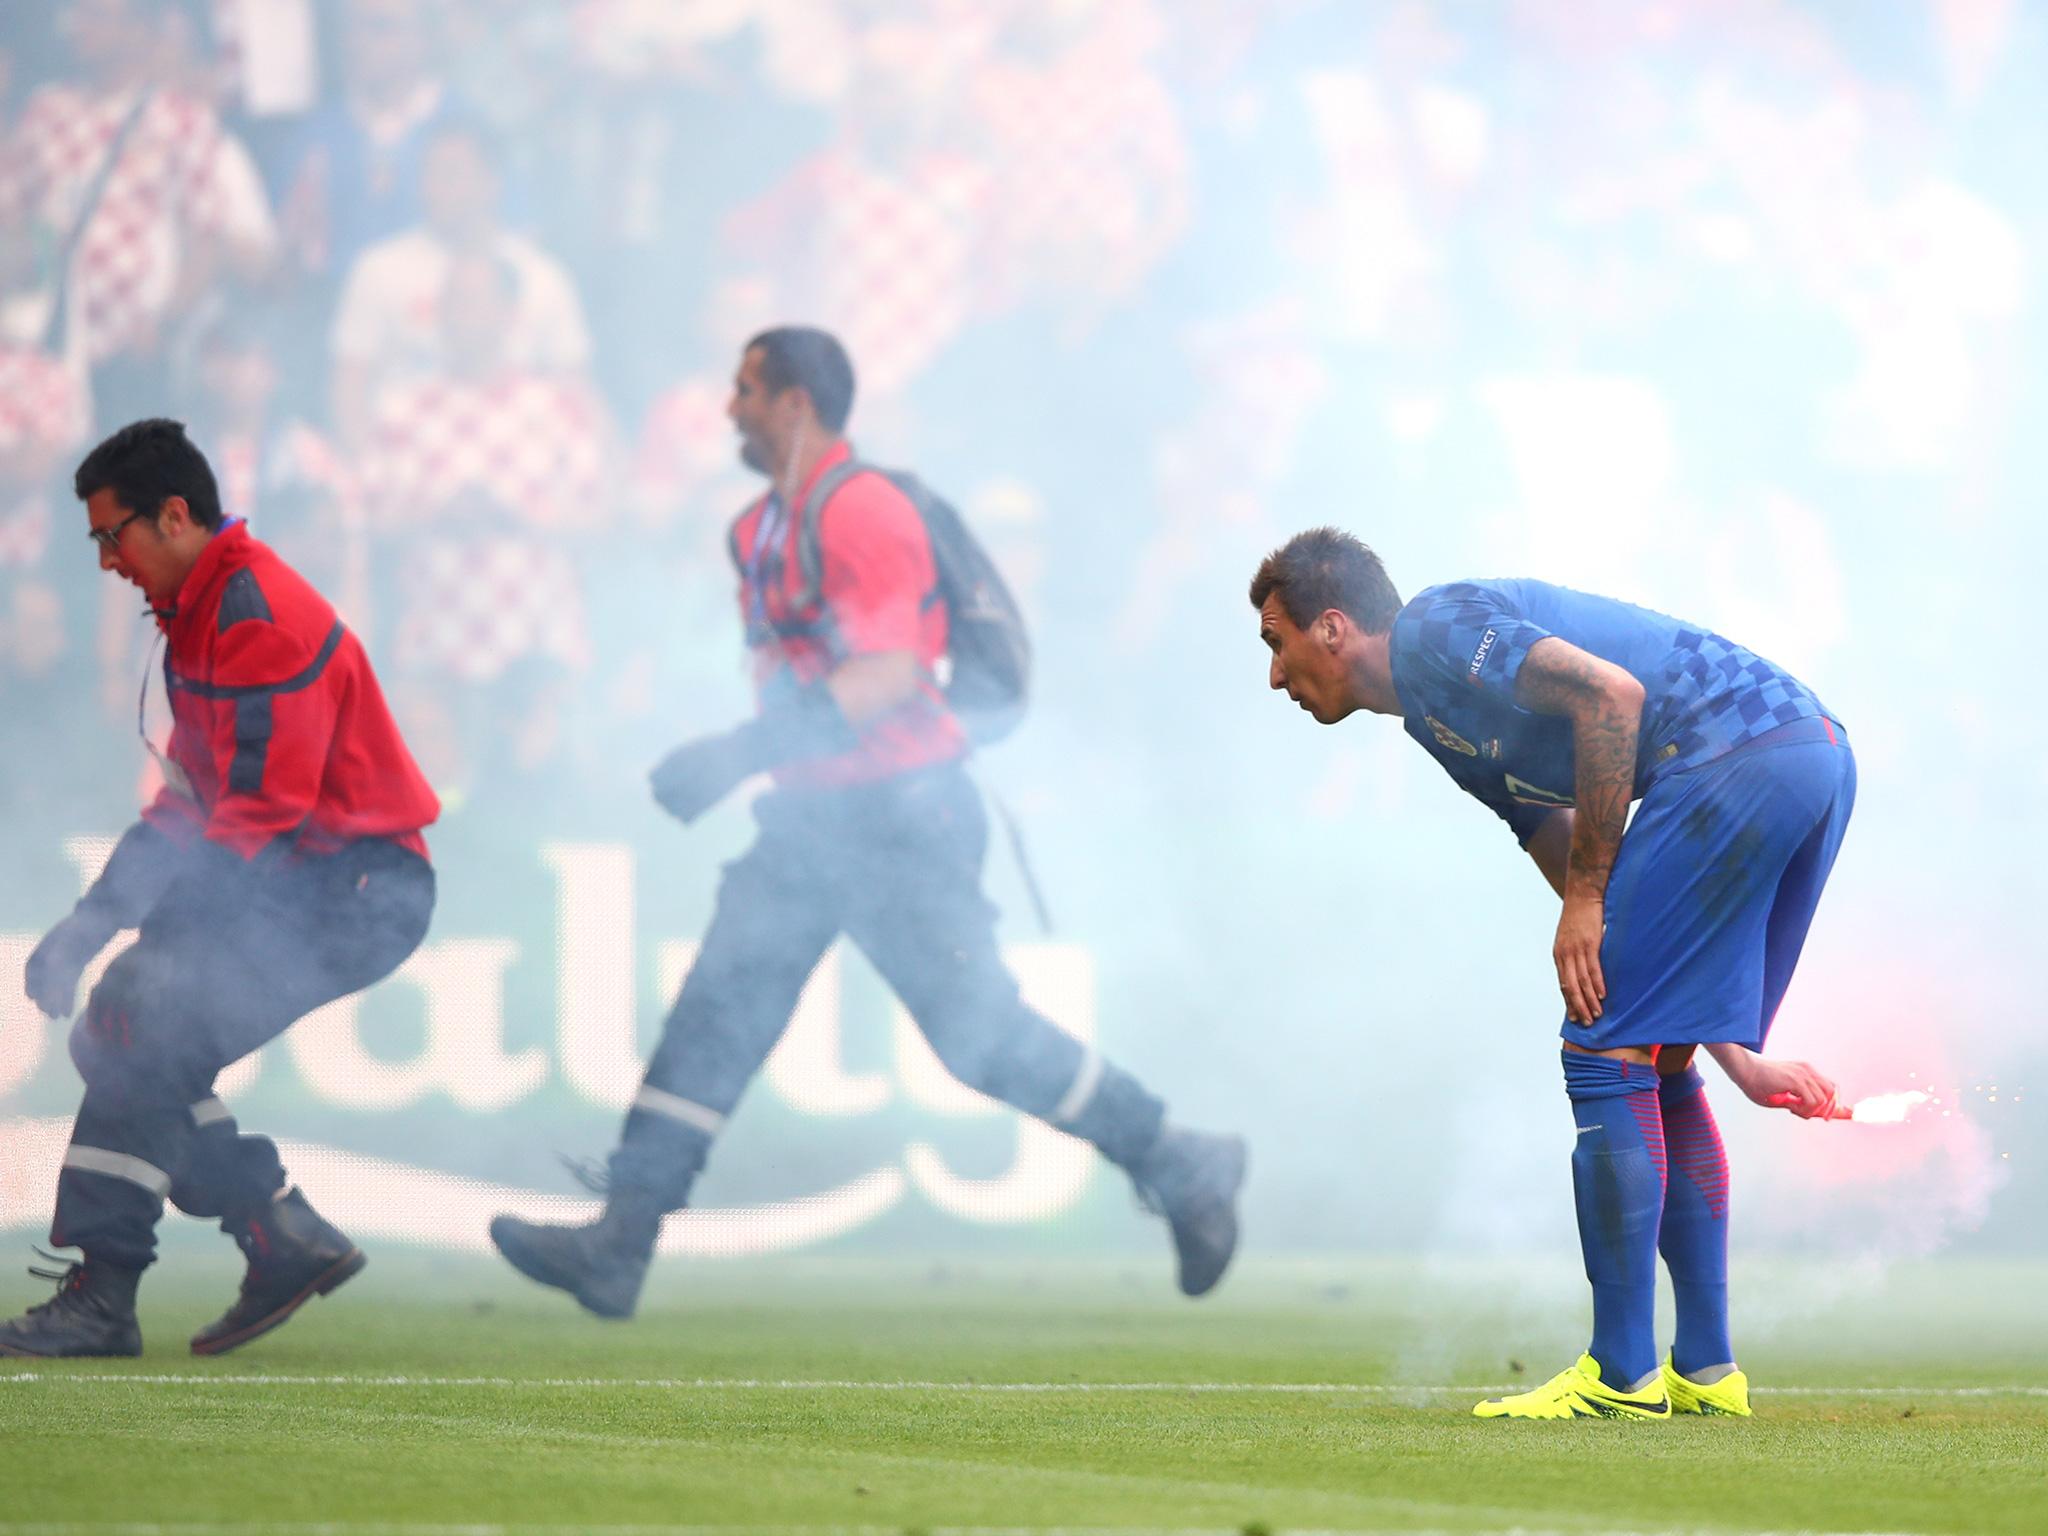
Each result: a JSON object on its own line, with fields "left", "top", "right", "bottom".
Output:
{"left": 1562, "top": 1052, "right": 1666, "bottom": 1391}
{"left": 1658, "top": 1065, "right": 1734, "bottom": 1376}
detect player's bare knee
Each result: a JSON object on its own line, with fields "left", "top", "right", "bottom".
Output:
{"left": 1656, "top": 1044, "right": 1698, "bottom": 1076}
{"left": 1561, "top": 1040, "right": 1656, "bottom": 1067}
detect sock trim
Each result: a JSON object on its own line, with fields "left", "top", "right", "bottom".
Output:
{"left": 1657, "top": 1064, "right": 1707, "bottom": 1104}
{"left": 1561, "top": 1051, "right": 1662, "bottom": 1100}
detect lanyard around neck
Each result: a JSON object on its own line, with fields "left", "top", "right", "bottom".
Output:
{"left": 743, "top": 491, "right": 791, "bottom": 634}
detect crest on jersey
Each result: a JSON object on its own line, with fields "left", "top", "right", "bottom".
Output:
{"left": 1425, "top": 716, "right": 1479, "bottom": 756}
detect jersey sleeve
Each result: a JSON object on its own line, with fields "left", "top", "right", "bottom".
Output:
{"left": 1399, "top": 582, "right": 1554, "bottom": 708}
{"left": 199, "top": 616, "right": 342, "bottom": 858}
{"left": 814, "top": 474, "right": 934, "bottom": 659}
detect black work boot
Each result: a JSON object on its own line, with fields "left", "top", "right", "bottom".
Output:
{"left": 0, "top": 1255, "right": 144, "bottom": 1358}
{"left": 1130, "top": 1126, "right": 1249, "bottom": 1298}
{"left": 489, "top": 1189, "right": 662, "bottom": 1320}
{"left": 189, "top": 1187, "right": 367, "bottom": 1356}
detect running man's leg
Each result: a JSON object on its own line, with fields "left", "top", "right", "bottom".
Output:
{"left": 845, "top": 766, "right": 1244, "bottom": 1296}
{"left": 8, "top": 840, "right": 432, "bottom": 1358}
{"left": 170, "top": 842, "right": 435, "bottom": 1227}
{"left": 605, "top": 814, "right": 843, "bottom": 1212}
{"left": 54, "top": 939, "right": 272, "bottom": 1273}
{"left": 491, "top": 797, "right": 843, "bottom": 1317}
{"left": 844, "top": 767, "right": 1164, "bottom": 1166}
{"left": 175, "top": 842, "right": 434, "bottom": 1355}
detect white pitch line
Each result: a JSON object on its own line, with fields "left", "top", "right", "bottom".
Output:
{"left": 0, "top": 1526, "right": 1949, "bottom": 1536}
{"left": 0, "top": 1530, "right": 1723, "bottom": 1536}
{"left": 0, "top": 1373, "right": 2043, "bottom": 1398}
{"left": 0, "top": 1375, "right": 1476, "bottom": 1392}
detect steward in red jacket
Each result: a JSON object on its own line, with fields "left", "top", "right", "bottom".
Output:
{"left": 5, "top": 420, "right": 438, "bottom": 1361}
{"left": 141, "top": 517, "right": 436, "bottom": 861}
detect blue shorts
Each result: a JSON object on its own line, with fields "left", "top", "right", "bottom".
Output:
{"left": 1565, "top": 717, "right": 1856, "bottom": 1052}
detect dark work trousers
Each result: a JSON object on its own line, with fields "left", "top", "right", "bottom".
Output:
{"left": 610, "top": 762, "right": 1166, "bottom": 1208}
{"left": 56, "top": 839, "right": 435, "bottom": 1269}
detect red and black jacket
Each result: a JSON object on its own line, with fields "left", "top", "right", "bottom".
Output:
{"left": 140, "top": 521, "right": 437, "bottom": 865}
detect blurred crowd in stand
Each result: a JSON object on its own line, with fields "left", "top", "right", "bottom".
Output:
{"left": 0, "top": 0, "right": 1200, "bottom": 821}
{"left": 0, "top": 0, "right": 2032, "bottom": 862}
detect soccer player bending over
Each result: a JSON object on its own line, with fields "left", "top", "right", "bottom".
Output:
{"left": 1251, "top": 528, "right": 1853, "bottom": 1420}
{"left": 4, "top": 420, "right": 438, "bottom": 1358}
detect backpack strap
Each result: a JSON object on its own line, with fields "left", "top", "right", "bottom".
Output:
{"left": 787, "top": 459, "right": 869, "bottom": 615}
{"left": 797, "top": 464, "right": 950, "bottom": 633}
{"left": 725, "top": 459, "right": 862, "bottom": 586}
{"left": 878, "top": 470, "right": 946, "bottom": 612}
{"left": 727, "top": 461, "right": 870, "bottom": 649}
{"left": 725, "top": 504, "right": 750, "bottom": 574}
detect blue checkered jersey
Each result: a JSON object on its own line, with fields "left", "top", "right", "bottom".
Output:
{"left": 1387, "top": 579, "right": 1831, "bottom": 844}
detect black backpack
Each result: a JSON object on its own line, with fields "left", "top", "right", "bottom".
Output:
{"left": 728, "top": 461, "right": 1032, "bottom": 744}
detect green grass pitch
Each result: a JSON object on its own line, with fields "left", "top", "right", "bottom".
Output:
{"left": 2, "top": 1248, "right": 2045, "bottom": 1535}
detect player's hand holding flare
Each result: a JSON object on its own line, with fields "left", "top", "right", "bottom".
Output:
{"left": 1732, "top": 1054, "right": 1841, "bottom": 1119}
{"left": 1553, "top": 889, "right": 1607, "bottom": 1023}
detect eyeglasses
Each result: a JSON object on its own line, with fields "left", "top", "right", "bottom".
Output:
{"left": 89, "top": 508, "right": 151, "bottom": 554}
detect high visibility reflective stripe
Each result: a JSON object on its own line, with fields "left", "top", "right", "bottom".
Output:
{"left": 1052, "top": 1048, "right": 1104, "bottom": 1125}
{"left": 189, "top": 1097, "right": 232, "bottom": 1128}
{"left": 63, "top": 1146, "right": 171, "bottom": 1199}
{"left": 632, "top": 1086, "right": 724, "bottom": 1135}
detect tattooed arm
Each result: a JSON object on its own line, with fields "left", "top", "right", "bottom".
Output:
{"left": 1515, "top": 637, "right": 1645, "bottom": 893}
{"left": 1513, "top": 638, "right": 1646, "bottom": 1024}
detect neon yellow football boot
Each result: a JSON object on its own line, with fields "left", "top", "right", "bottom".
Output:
{"left": 1472, "top": 1353, "right": 1671, "bottom": 1420}
{"left": 1662, "top": 1356, "right": 1752, "bottom": 1416}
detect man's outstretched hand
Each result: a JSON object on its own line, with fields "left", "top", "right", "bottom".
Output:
{"left": 23, "top": 910, "right": 119, "bottom": 1020}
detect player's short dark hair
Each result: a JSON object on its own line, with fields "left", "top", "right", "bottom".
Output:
{"left": 1249, "top": 527, "right": 1402, "bottom": 634}
{"left": 74, "top": 418, "right": 224, "bottom": 531}
{"left": 746, "top": 326, "right": 856, "bottom": 433}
